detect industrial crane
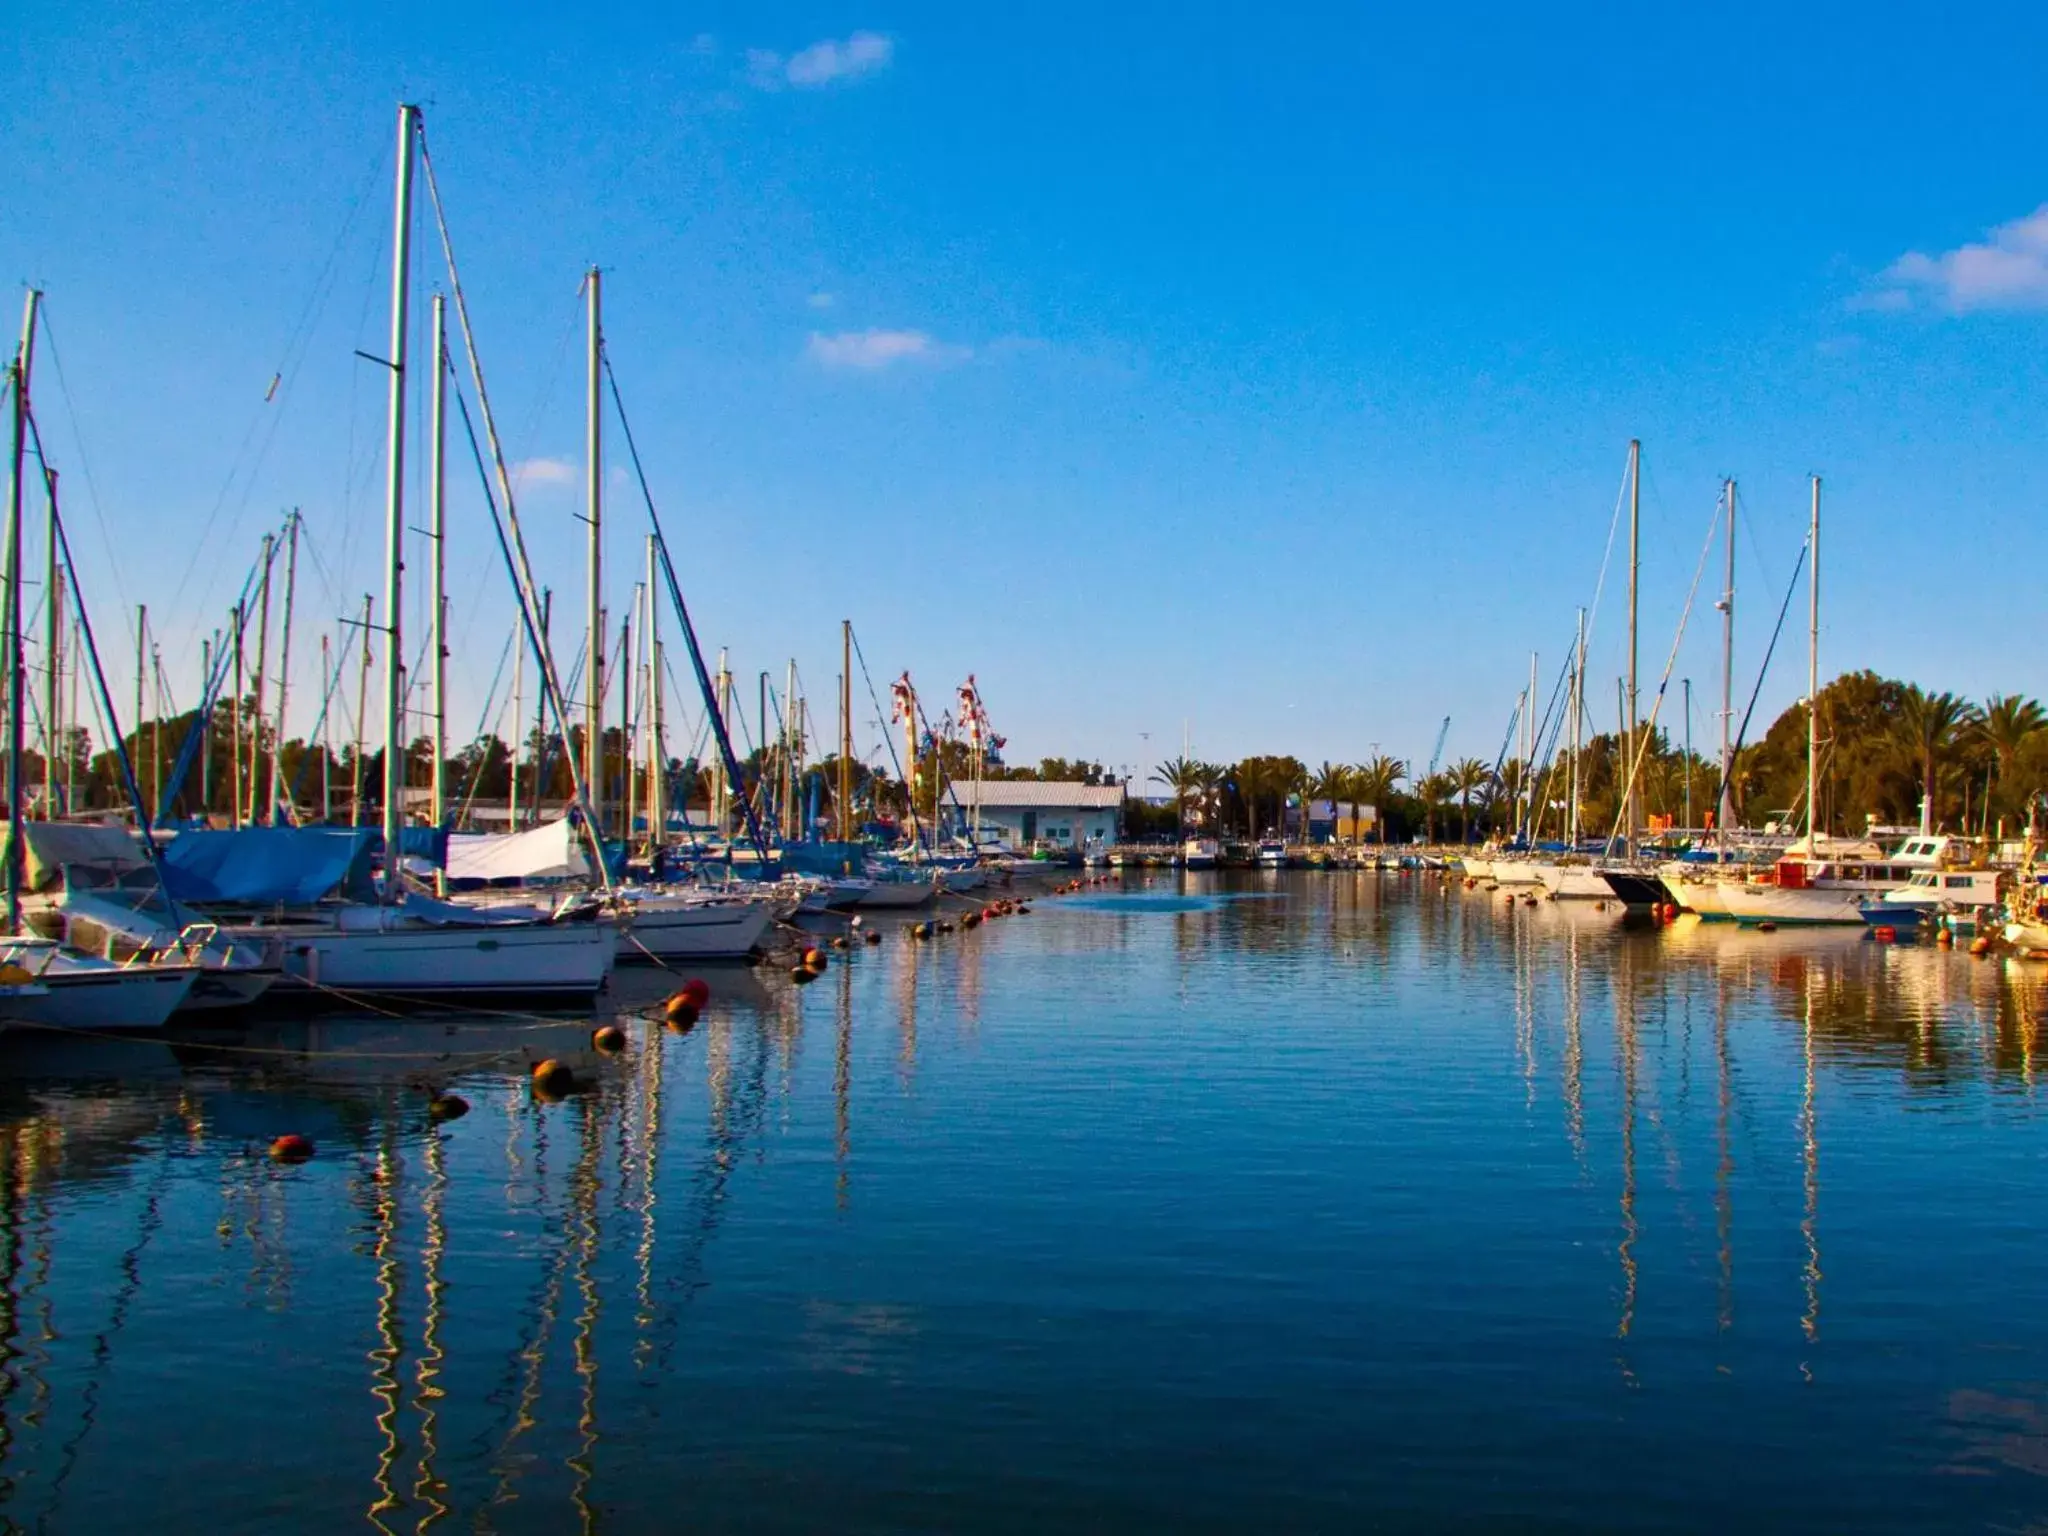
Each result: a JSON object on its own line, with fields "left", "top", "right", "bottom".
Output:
{"left": 1425, "top": 715, "right": 1451, "bottom": 780}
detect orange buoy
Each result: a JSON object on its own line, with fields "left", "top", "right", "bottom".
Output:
{"left": 1016, "top": 904, "right": 1031, "bottom": 914}
{"left": 802, "top": 947, "right": 828, "bottom": 972}
{"left": 1935, "top": 927, "right": 1954, "bottom": 947}
{"left": 269, "top": 1133, "right": 314, "bottom": 1164}
{"left": 831, "top": 935, "right": 850, "bottom": 950}
{"left": 592, "top": 1024, "right": 627, "bottom": 1053}
{"left": 864, "top": 929, "right": 882, "bottom": 945}
{"left": 531, "top": 1059, "right": 575, "bottom": 1096}
{"left": 664, "top": 992, "right": 700, "bottom": 1025}
{"left": 791, "top": 965, "right": 818, "bottom": 984}
{"left": 1874, "top": 925, "right": 1896, "bottom": 944}
{"left": 961, "top": 912, "right": 982, "bottom": 930}
{"left": 1758, "top": 921, "right": 1778, "bottom": 933}
{"left": 428, "top": 1094, "right": 469, "bottom": 1122}
{"left": 1970, "top": 935, "right": 1992, "bottom": 957}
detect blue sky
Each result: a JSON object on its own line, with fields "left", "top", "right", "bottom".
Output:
{"left": 6, "top": 2, "right": 2047, "bottom": 781}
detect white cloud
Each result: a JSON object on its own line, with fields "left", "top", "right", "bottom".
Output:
{"left": 1865, "top": 205, "right": 2048, "bottom": 313}
{"left": 512, "top": 456, "right": 577, "bottom": 487}
{"left": 806, "top": 329, "right": 966, "bottom": 370}
{"left": 748, "top": 31, "right": 893, "bottom": 91}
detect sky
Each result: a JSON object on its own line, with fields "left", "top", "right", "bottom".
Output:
{"left": 5, "top": 1, "right": 2048, "bottom": 785}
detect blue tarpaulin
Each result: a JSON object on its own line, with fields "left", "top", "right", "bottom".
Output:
{"left": 159, "top": 827, "right": 378, "bottom": 906}
{"left": 777, "top": 841, "right": 866, "bottom": 877}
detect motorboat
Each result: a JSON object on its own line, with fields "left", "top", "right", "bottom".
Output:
{"left": 0, "top": 937, "right": 198, "bottom": 1031}
{"left": 1716, "top": 836, "right": 1968, "bottom": 927}
{"left": 1859, "top": 868, "right": 2003, "bottom": 929}
{"left": 1182, "top": 837, "right": 1220, "bottom": 871}
{"left": 1255, "top": 839, "right": 1288, "bottom": 869}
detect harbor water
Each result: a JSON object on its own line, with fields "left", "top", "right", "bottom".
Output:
{"left": 0, "top": 871, "right": 2043, "bottom": 1531}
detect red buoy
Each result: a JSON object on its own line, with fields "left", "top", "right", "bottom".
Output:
{"left": 679, "top": 977, "right": 712, "bottom": 1008}
{"left": 269, "top": 1133, "right": 315, "bottom": 1164}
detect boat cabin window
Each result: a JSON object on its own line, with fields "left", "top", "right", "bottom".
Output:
{"left": 1910, "top": 872, "right": 1937, "bottom": 888}
{"left": 1945, "top": 875, "right": 1974, "bottom": 889}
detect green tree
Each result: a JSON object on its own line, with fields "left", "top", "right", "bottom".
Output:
{"left": 1894, "top": 687, "right": 1978, "bottom": 831}
{"left": 1450, "top": 758, "right": 1491, "bottom": 845}
{"left": 1351, "top": 755, "right": 1406, "bottom": 844}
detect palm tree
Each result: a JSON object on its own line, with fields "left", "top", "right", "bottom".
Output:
{"left": 1894, "top": 687, "right": 1978, "bottom": 832}
{"left": 1192, "top": 761, "right": 1226, "bottom": 831}
{"left": 1350, "top": 754, "right": 1405, "bottom": 844}
{"left": 1418, "top": 771, "right": 1455, "bottom": 845}
{"left": 1975, "top": 693, "right": 2044, "bottom": 821}
{"left": 1449, "top": 758, "right": 1491, "bottom": 845}
{"left": 1230, "top": 759, "right": 1267, "bottom": 838}
{"left": 1151, "top": 755, "right": 1204, "bottom": 834}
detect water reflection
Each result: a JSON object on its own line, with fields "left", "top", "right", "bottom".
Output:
{"left": 0, "top": 879, "right": 2037, "bottom": 1529}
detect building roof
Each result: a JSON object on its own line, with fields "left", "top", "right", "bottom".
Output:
{"left": 949, "top": 781, "right": 1125, "bottom": 810}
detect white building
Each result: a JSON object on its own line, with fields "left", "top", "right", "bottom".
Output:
{"left": 948, "top": 781, "right": 1124, "bottom": 850}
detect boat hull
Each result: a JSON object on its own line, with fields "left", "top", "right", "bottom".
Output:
{"left": 1716, "top": 883, "right": 1868, "bottom": 926}
{"left": 0, "top": 965, "right": 198, "bottom": 1031}
{"left": 613, "top": 903, "right": 773, "bottom": 962}
{"left": 1596, "top": 870, "right": 1668, "bottom": 908}
{"left": 853, "top": 879, "right": 937, "bottom": 910}
{"left": 268, "top": 920, "right": 614, "bottom": 1003}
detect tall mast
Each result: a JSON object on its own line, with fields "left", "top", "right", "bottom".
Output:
{"left": 615, "top": 609, "right": 631, "bottom": 838}
{"left": 1719, "top": 478, "right": 1735, "bottom": 853}
{"left": 134, "top": 605, "right": 148, "bottom": 819}
{"left": 1625, "top": 437, "right": 1641, "bottom": 849}
{"left": 839, "top": 621, "right": 852, "bottom": 843}
{"left": 41, "top": 467, "right": 59, "bottom": 815}
{"left": 200, "top": 631, "right": 212, "bottom": 816}
{"left": 784, "top": 658, "right": 798, "bottom": 842}
{"left": 248, "top": 530, "right": 275, "bottom": 825}
{"left": 268, "top": 511, "right": 301, "bottom": 825}
{"left": 379, "top": 101, "right": 419, "bottom": 892}
{"left": 319, "top": 633, "right": 332, "bottom": 822}
{"left": 534, "top": 589, "right": 550, "bottom": 828}
{"left": 583, "top": 267, "right": 603, "bottom": 840}
{"left": 1570, "top": 607, "right": 1586, "bottom": 846}
{"left": 1806, "top": 475, "right": 1820, "bottom": 848}
{"left": 4, "top": 289, "right": 38, "bottom": 929}
{"left": 1527, "top": 650, "right": 1537, "bottom": 838}
{"left": 353, "top": 595, "right": 372, "bottom": 827}
{"left": 645, "top": 537, "right": 663, "bottom": 856}
{"left": 1682, "top": 678, "right": 1693, "bottom": 831}
{"left": 428, "top": 295, "right": 448, "bottom": 845}
{"left": 508, "top": 610, "right": 523, "bottom": 831}
{"left": 714, "top": 650, "right": 731, "bottom": 837}
{"left": 231, "top": 603, "right": 245, "bottom": 827}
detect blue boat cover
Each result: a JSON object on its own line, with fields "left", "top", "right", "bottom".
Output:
{"left": 160, "top": 827, "right": 378, "bottom": 905}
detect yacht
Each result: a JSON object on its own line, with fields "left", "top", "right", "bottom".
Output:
{"left": 1716, "top": 836, "right": 1965, "bottom": 927}
{"left": 0, "top": 937, "right": 199, "bottom": 1031}
{"left": 1182, "top": 837, "right": 1220, "bottom": 871}
{"left": 1256, "top": 839, "right": 1288, "bottom": 869}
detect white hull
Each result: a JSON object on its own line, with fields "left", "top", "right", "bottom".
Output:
{"left": 1717, "top": 883, "right": 1869, "bottom": 926}
{"left": 1459, "top": 857, "right": 1493, "bottom": 880}
{"left": 613, "top": 902, "right": 772, "bottom": 961}
{"left": 1488, "top": 860, "right": 1546, "bottom": 888}
{"left": 260, "top": 916, "right": 614, "bottom": 999}
{"left": 1531, "top": 862, "right": 1613, "bottom": 900}
{"left": 853, "top": 878, "right": 938, "bottom": 910}
{"left": 0, "top": 964, "right": 197, "bottom": 1031}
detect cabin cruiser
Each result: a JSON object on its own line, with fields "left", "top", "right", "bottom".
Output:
{"left": 1182, "top": 837, "right": 1220, "bottom": 871}
{"left": 1859, "top": 868, "right": 2003, "bottom": 929}
{"left": 1716, "top": 835, "right": 1971, "bottom": 927}
{"left": 1255, "top": 838, "right": 1288, "bottom": 869}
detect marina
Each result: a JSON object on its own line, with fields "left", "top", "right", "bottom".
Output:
{"left": 6, "top": 14, "right": 2048, "bottom": 1526}
{"left": 0, "top": 871, "right": 2042, "bottom": 1530}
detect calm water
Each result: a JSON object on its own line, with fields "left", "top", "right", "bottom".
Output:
{"left": 0, "top": 871, "right": 2044, "bottom": 1532}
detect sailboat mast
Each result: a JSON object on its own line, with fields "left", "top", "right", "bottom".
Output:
{"left": 784, "top": 658, "right": 797, "bottom": 843}
{"left": 42, "top": 466, "right": 59, "bottom": 815}
{"left": 319, "top": 633, "right": 332, "bottom": 822}
{"left": 268, "top": 510, "right": 301, "bottom": 825}
{"left": 1571, "top": 607, "right": 1585, "bottom": 846}
{"left": 1718, "top": 478, "right": 1736, "bottom": 853}
{"left": 646, "top": 537, "right": 663, "bottom": 856}
{"left": 1625, "top": 437, "right": 1641, "bottom": 849}
{"left": 354, "top": 598, "right": 372, "bottom": 826}
{"left": 622, "top": 595, "right": 637, "bottom": 852}
{"left": 248, "top": 530, "right": 274, "bottom": 825}
{"left": 3, "top": 289, "right": 37, "bottom": 929}
{"left": 1527, "top": 650, "right": 1537, "bottom": 837}
{"left": 378, "top": 101, "right": 419, "bottom": 891}
{"left": 839, "top": 620, "right": 852, "bottom": 844}
{"left": 1806, "top": 475, "right": 1820, "bottom": 846}
{"left": 583, "top": 267, "right": 603, "bottom": 842}
{"left": 429, "top": 294, "right": 448, "bottom": 843}
{"left": 134, "top": 605, "right": 147, "bottom": 817}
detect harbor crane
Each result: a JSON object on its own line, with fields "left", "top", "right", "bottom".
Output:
{"left": 1426, "top": 715, "right": 1451, "bottom": 779}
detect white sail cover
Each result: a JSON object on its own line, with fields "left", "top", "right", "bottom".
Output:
{"left": 445, "top": 819, "right": 590, "bottom": 884}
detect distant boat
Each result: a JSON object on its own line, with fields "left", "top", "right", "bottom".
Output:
{"left": 1256, "top": 839, "right": 1288, "bottom": 869}
{"left": 1182, "top": 837, "right": 1220, "bottom": 870}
